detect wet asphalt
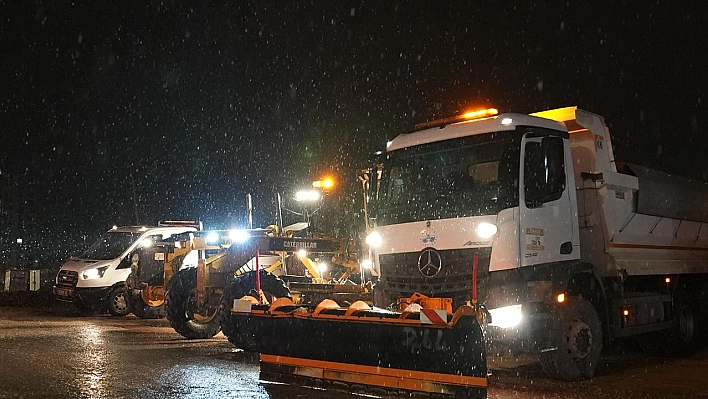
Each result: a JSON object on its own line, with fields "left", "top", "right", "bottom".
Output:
{"left": 1, "top": 306, "right": 707, "bottom": 399}
{"left": 0, "top": 306, "right": 357, "bottom": 399}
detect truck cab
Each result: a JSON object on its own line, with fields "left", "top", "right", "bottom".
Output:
{"left": 54, "top": 222, "right": 198, "bottom": 316}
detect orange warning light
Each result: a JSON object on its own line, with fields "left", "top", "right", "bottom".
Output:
{"left": 556, "top": 293, "right": 565, "bottom": 303}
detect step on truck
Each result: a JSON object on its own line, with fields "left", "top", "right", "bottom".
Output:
{"left": 54, "top": 221, "right": 199, "bottom": 316}
{"left": 364, "top": 106, "right": 708, "bottom": 381}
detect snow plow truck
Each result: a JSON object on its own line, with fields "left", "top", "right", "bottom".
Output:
{"left": 363, "top": 106, "right": 708, "bottom": 381}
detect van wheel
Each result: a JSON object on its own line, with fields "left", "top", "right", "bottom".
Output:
{"left": 540, "top": 297, "right": 603, "bottom": 381}
{"left": 107, "top": 286, "right": 131, "bottom": 317}
{"left": 165, "top": 268, "right": 223, "bottom": 339}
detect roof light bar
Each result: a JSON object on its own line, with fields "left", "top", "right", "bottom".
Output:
{"left": 415, "top": 108, "right": 499, "bottom": 130}
{"left": 158, "top": 220, "right": 200, "bottom": 228}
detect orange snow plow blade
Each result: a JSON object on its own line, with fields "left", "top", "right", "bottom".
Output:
{"left": 223, "top": 294, "right": 488, "bottom": 398}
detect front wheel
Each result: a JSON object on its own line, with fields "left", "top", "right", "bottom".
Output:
{"left": 221, "top": 270, "right": 291, "bottom": 349}
{"left": 165, "top": 268, "right": 224, "bottom": 339}
{"left": 107, "top": 286, "right": 131, "bottom": 317}
{"left": 130, "top": 291, "right": 166, "bottom": 319}
{"left": 540, "top": 297, "right": 603, "bottom": 381}
{"left": 126, "top": 271, "right": 166, "bottom": 319}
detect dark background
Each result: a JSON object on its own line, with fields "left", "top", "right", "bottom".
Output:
{"left": 1, "top": 1, "right": 706, "bottom": 268}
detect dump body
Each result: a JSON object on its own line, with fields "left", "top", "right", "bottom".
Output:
{"left": 368, "top": 107, "right": 708, "bottom": 380}
{"left": 551, "top": 107, "right": 708, "bottom": 279}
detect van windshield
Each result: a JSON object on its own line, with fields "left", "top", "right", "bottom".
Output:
{"left": 375, "top": 130, "right": 522, "bottom": 225}
{"left": 80, "top": 232, "right": 141, "bottom": 260}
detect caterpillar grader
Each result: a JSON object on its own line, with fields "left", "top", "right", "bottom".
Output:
{"left": 125, "top": 225, "right": 371, "bottom": 339}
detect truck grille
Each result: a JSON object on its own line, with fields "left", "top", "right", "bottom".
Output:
{"left": 378, "top": 248, "right": 491, "bottom": 309}
{"left": 56, "top": 270, "right": 79, "bottom": 288}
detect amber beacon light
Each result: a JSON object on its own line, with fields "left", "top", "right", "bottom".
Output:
{"left": 312, "top": 177, "right": 335, "bottom": 190}
{"left": 415, "top": 108, "right": 499, "bottom": 130}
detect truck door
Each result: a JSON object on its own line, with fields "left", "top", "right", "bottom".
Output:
{"left": 519, "top": 131, "right": 577, "bottom": 267}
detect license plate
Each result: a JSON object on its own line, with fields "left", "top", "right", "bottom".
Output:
{"left": 56, "top": 287, "right": 73, "bottom": 297}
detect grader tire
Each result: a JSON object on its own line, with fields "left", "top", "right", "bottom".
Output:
{"left": 130, "top": 293, "right": 166, "bottom": 319}
{"left": 540, "top": 297, "right": 603, "bottom": 381}
{"left": 221, "top": 270, "right": 291, "bottom": 350}
{"left": 165, "top": 268, "right": 224, "bottom": 339}
{"left": 126, "top": 271, "right": 166, "bottom": 319}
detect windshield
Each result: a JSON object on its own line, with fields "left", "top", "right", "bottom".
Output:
{"left": 375, "top": 130, "right": 523, "bottom": 225}
{"left": 79, "top": 231, "right": 142, "bottom": 260}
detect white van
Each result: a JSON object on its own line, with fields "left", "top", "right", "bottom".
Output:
{"left": 54, "top": 222, "right": 198, "bottom": 316}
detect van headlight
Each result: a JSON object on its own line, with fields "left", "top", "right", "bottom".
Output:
{"left": 487, "top": 304, "right": 523, "bottom": 328}
{"left": 82, "top": 266, "right": 109, "bottom": 280}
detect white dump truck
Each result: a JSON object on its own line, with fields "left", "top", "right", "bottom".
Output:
{"left": 365, "top": 106, "right": 708, "bottom": 380}
{"left": 54, "top": 221, "right": 198, "bottom": 316}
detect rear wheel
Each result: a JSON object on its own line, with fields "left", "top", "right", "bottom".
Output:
{"left": 165, "top": 268, "right": 224, "bottom": 339}
{"left": 107, "top": 285, "right": 131, "bottom": 317}
{"left": 697, "top": 283, "right": 708, "bottom": 344}
{"left": 221, "top": 270, "right": 291, "bottom": 349}
{"left": 664, "top": 292, "right": 698, "bottom": 356}
{"left": 540, "top": 297, "right": 603, "bottom": 381}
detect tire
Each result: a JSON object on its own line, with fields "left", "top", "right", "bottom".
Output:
{"left": 170, "top": 254, "right": 185, "bottom": 276}
{"left": 540, "top": 296, "right": 603, "bottom": 381}
{"left": 695, "top": 283, "right": 708, "bottom": 345}
{"left": 130, "top": 293, "right": 166, "bottom": 319}
{"left": 125, "top": 271, "right": 166, "bottom": 319}
{"left": 663, "top": 292, "right": 698, "bottom": 356}
{"left": 221, "top": 270, "right": 291, "bottom": 349}
{"left": 165, "top": 267, "right": 224, "bottom": 339}
{"left": 107, "top": 285, "right": 131, "bottom": 317}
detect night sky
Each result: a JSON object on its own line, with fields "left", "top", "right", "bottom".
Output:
{"left": 1, "top": 1, "right": 707, "bottom": 264}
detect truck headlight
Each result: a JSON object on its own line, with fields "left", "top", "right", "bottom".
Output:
{"left": 488, "top": 304, "right": 523, "bottom": 328}
{"left": 82, "top": 266, "right": 109, "bottom": 280}
{"left": 365, "top": 231, "right": 383, "bottom": 248}
{"left": 476, "top": 222, "right": 497, "bottom": 239}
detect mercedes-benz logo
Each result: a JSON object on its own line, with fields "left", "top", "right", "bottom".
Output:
{"left": 417, "top": 248, "right": 442, "bottom": 278}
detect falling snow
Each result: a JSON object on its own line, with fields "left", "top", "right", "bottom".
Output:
{"left": 0, "top": 1, "right": 707, "bottom": 268}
